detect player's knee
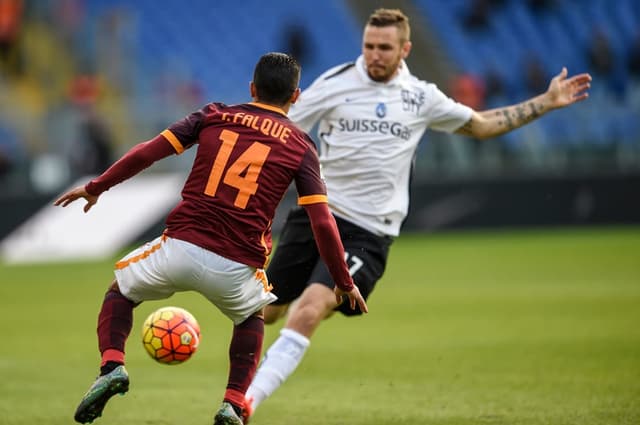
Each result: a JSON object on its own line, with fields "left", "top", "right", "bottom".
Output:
{"left": 298, "top": 284, "right": 338, "bottom": 311}
{"left": 263, "top": 304, "right": 288, "bottom": 324}
{"left": 285, "top": 301, "right": 328, "bottom": 337}
{"left": 250, "top": 308, "right": 265, "bottom": 320}
{"left": 290, "top": 296, "right": 333, "bottom": 326}
{"left": 295, "top": 303, "right": 324, "bottom": 323}
{"left": 108, "top": 279, "right": 121, "bottom": 292}
{"left": 106, "top": 280, "right": 140, "bottom": 306}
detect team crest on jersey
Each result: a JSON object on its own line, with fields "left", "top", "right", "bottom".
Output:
{"left": 375, "top": 102, "right": 387, "bottom": 118}
{"left": 401, "top": 89, "right": 425, "bottom": 115}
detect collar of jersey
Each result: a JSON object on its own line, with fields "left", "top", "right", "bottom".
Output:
{"left": 355, "top": 55, "right": 409, "bottom": 87}
{"left": 248, "top": 102, "right": 287, "bottom": 116}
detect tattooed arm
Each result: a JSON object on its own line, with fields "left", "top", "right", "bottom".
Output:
{"left": 456, "top": 67, "right": 592, "bottom": 139}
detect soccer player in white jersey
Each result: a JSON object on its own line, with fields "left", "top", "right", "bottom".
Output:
{"left": 243, "top": 8, "right": 591, "bottom": 421}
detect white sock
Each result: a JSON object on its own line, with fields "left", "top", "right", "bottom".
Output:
{"left": 246, "top": 328, "right": 310, "bottom": 411}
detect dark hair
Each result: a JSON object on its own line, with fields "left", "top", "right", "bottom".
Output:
{"left": 367, "top": 8, "right": 411, "bottom": 43}
{"left": 253, "top": 52, "right": 301, "bottom": 105}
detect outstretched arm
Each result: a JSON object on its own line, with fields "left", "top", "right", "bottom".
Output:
{"left": 456, "top": 67, "right": 592, "bottom": 139}
{"left": 54, "top": 134, "right": 177, "bottom": 212}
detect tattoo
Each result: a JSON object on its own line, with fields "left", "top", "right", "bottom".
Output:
{"left": 501, "top": 109, "right": 514, "bottom": 130}
{"left": 528, "top": 102, "right": 542, "bottom": 119}
{"left": 458, "top": 100, "right": 546, "bottom": 138}
{"left": 515, "top": 105, "right": 527, "bottom": 125}
{"left": 498, "top": 101, "right": 544, "bottom": 132}
{"left": 458, "top": 117, "right": 474, "bottom": 135}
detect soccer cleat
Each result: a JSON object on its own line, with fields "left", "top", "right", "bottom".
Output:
{"left": 213, "top": 402, "right": 244, "bottom": 425}
{"left": 241, "top": 396, "right": 253, "bottom": 424}
{"left": 74, "top": 365, "right": 130, "bottom": 424}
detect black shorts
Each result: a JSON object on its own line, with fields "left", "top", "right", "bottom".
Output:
{"left": 267, "top": 207, "right": 393, "bottom": 316}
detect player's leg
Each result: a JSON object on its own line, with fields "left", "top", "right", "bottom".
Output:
{"left": 244, "top": 282, "right": 332, "bottom": 414}
{"left": 242, "top": 208, "right": 319, "bottom": 420}
{"left": 243, "top": 282, "right": 333, "bottom": 418}
{"left": 99, "top": 235, "right": 180, "bottom": 369}
{"left": 263, "top": 303, "right": 289, "bottom": 324}
{"left": 96, "top": 281, "right": 138, "bottom": 371}
{"left": 74, "top": 235, "right": 176, "bottom": 424}
{"left": 246, "top": 217, "right": 392, "bottom": 416}
{"left": 284, "top": 282, "right": 338, "bottom": 336}
{"left": 214, "top": 308, "right": 265, "bottom": 425}
{"left": 181, "top": 242, "right": 275, "bottom": 425}
{"left": 73, "top": 281, "right": 133, "bottom": 424}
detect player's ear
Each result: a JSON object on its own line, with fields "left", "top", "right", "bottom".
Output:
{"left": 401, "top": 40, "right": 412, "bottom": 59}
{"left": 290, "top": 87, "right": 301, "bottom": 104}
{"left": 250, "top": 81, "right": 257, "bottom": 99}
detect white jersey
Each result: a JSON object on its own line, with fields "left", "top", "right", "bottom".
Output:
{"left": 289, "top": 55, "right": 473, "bottom": 237}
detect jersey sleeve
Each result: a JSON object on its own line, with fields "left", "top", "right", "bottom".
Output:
{"left": 85, "top": 134, "right": 176, "bottom": 196}
{"left": 160, "top": 105, "right": 209, "bottom": 153}
{"left": 293, "top": 146, "right": 328, "bottom": 205}
{"left": 303, "top": 203, "right": 354, "bottom": 292}
{"left": 424, "top": 85, "right": 474, "bottom": 133}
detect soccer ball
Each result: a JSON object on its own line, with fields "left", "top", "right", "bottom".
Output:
{"left": 142, "top": 306, "right": 201, "bottom": 364}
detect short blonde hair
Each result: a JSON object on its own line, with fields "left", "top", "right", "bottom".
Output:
{"left": 367, "top": 8, "right": 411, "bottom": 43}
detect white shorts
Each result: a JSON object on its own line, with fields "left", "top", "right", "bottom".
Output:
{"left": 114, "top": 235, "right": 277, "bottom": 324}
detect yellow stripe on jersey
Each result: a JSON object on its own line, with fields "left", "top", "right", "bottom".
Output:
{"left": 249, "top": 102, "right": 287, "bottom": 117}
{"left": 260, "top": 224, "right": 270, "bottom": 269}
{"left": 161, "top": 129, "right": 185, "bottom": 154}
{"left": 298, "top": 194, "right": 328, "bottom": 205}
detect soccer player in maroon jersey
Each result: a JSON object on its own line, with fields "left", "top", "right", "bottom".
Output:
{"left": 54, "top": 52, "right": 367, "bottom": 425}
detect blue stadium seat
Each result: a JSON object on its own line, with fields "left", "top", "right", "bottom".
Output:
{"left": 85, "top": 0, "right": 360, "bottom": 104}
{"left": 415, "top": 0, "right": 640, "bottom": 148}
{"left": 80, "top": 0, "right": 639, "bottom": 149}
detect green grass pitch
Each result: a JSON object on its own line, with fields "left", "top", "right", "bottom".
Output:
{"left": 1, "top": 226, "right": 639, "bottom": 425}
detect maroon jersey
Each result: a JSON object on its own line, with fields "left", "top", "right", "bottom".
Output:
{"left": 161, "top": 102, "right": 327, "bottom": 268}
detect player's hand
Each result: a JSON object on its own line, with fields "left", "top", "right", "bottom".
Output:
{"left": 546, "top": 67, "right": 591, "bottom": 109}
{"left": 334, "top": 285, "right": 368, "bottom": 313}
{"left": 53, "top": 186, "right": 99, "bottom": 213}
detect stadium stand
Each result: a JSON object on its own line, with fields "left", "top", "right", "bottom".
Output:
{"left": 82, "top": 0, "right": 360, "bottom": 103}
{"left": 1, "top": 0, "right": 639, "bottom": 243}
{"left": 414, "top": 0, "right": 640, "bottom": 153}
{"left": 0, "top": 0, "right": 638, "bottom": 197}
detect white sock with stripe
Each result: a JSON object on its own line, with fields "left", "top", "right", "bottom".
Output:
{"left": 246, "top": 328, "right": 310, "bottom": 411}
